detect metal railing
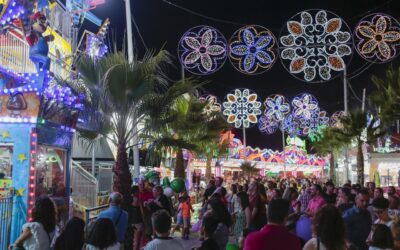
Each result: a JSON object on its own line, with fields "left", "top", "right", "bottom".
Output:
{"left": 0, "top": 195, "right": 13, "bottom": 250}
{"left": 85, "top": 204, "right": 108, "bottom": 225}
{"left": 71, "top": 161, "right": 98, "bottom": 209}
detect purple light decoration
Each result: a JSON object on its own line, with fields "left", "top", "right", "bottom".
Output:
{"left": 258, "top": 115, "right": 279, "bottom": 135}
{"left": 263, "top": 94, "right": 291, "bottom": 122}
{"left": 43, "top": 81, "right": 83, "bottom": 110}
{"left": 291, "top": 93, "right": 319, "bottom": 119}
{"left": 178, "top": 25, "right": 227, "bottom": 75}
{"left": 330, "top": 110, "right": 345, "bottom": 128}
{"left": 280, "top": 114, "right": 302, "bottom": 136}
{"left": 299, "top": 109, "right": 330, "bottom": 136}
{"left": 229, "top": 25, "right": 277, "bottom": 75}
{"left": 354, "top": 13, "right": 400, "bottom": 63}
{"left": 0, "top": 0, "right": 26, "bottom": 26}
{"left": 86, "top": 33, "right": 108, "bottom": 58}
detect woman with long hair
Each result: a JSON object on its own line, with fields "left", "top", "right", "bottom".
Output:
{"left": 247, "top": 181, "right": 267, "bottom": 231}
{"left": 205, "top": 198, "right": 232, "bottom": 250}
{"left": 54, "top": 217, "right": 85, "bottom": 250}
{"left": 9, "top": 197, "right": 57, "bottom": 250}
{"left": 304, "top": 205, "right": 347, "bottom": 250}
{"left": 233, "top": 191, "right": 251, "bottom": 244}
{"left": 85, "top": 218, "right": 119, "bottom": 250}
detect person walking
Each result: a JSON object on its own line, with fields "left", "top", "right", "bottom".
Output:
{"left": 244, "top": 198, "right": 301, "bottom": 250}
{"left": 181, "top": 194, "right": 193, "bottom": 240}
{"left": 304, "top": 205, "right": 348, "bottom": 250}
{"left": 97, "top": 192, "right": 128, "bottom": 248}
{"left": 343, "top": 189, "right": 372, "bottom": 250}
{"left": 9, "top": 197, "right": 57, "bottom": 250}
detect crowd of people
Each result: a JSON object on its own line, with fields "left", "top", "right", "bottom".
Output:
{"left": 9, "top": 177, "right": 400, "bottom": 250}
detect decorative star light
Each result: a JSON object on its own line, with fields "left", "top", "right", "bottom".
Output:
{"left": 178, "top": 26, "right": 227, "bottom": 75}
{"left": 223, "top": 89, "right": 262, "bottom": 128}
{"left": 291, "top": 93, "right": 319, "bottom": 119}
{"left": 299, "top": 109, "right": 330, "bottom": 136}
{"left": 264, "top": 94, "right": 291, "bottom": 122}
{"left": 355, "top": 14, "right": 400, "bottom": 63}
{"left": 229, "top": 25, "right": 277, "bottom": 74}
{"left": 330, "top": 111, "right": 345, "bottom": 128}
{"left": 18, "top": 153, "right": 27, "bottom": 163}
{"left": 258, "top": 115, "right": 279, "bottom": 135}
{"left": 16, "top": 188, "right": 26, "bottom": 197}
{"left": 280, "top": 114, "right": 302, "bottom": 136}
{"left": 1, "top": 130, "right": 11, "bottom": 140}
{"left": 280, "top": 10, "right": 353, "bottom": 82}
{"left": 199, "top": 95, "right": 221, "bottom": 115}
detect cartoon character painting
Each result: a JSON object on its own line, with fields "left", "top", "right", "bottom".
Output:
{"left": 25, "top": 12, "right": 54, "bottom": 72}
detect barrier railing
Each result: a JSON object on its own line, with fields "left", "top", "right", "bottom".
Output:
{"left": 0, "top": 195, "right": 13, "bottom": 250}
{"left": 85, "top": 204, "right": 108, "bottom": 225}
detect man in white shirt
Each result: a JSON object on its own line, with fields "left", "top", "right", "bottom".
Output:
{"left": 144, "top": 209, "right": 184, "bottom": 250}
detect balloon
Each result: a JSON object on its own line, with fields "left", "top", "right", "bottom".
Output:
{"left": 296, "top": 216, "right": 312, "bottom": 242}
{"left": 170, "top": 178, "right": 185, "bottom": 193}
{"left": 226, "top": 243, "right": 239, "bottom": 250}
{"left": 145, "top": 170, "right": 159, "bottom": 180}
{"left": 162, "top": 177, "right": 171, "bottom": 187}
{"left": 163, "top": 187, "right": 175, "bottom": 197}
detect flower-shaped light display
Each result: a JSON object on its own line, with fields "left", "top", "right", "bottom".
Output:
{"left": 291, "top": 93, "right": 319, "bottom": 119}
{"left": 229, "top": 25, "right": 277, "bottom": 74}
{"left": 299, "top": 109, "right": 330, "bottom": 136}
{"left": 178, "top": 26, "right": 227, "bottom": 75}
{"left": 355, "top": 14, "right": 400, "bottom": 63}
{"left": 199, "top": 95, "right": 221, "bottom": 115}
{"left": 264, "top": 94, "right": 291, "bottom": 122}
{"left": 280, "top": 10, "right": 353, "bottom": 82}
{"left": 330, "top": 111, "right": 345, "bottom": 128}
{"left": 223, "top": 89, "right": 262, "bottom": 128}
{"left": 258, "top": 115, "right": 279, "bottom": 135}
{"left": 280, "top": 114, "right": 302, "bottom": 136}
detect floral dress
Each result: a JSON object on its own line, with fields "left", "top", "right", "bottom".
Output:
{"left": 234, "top": 208, "right": 245, "bottom": 243}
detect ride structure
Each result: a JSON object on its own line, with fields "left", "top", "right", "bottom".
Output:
{"left": 0, "top": 0, "right": 108, "bottom": 244}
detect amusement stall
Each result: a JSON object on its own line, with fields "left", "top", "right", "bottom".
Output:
{"left": 0, "top": 0, "right": 109, "bottom": 246}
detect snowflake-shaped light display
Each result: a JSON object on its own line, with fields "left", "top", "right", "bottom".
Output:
{"left": 258, "top": 115, "right": 279, "bottom": 135}
{"left": 330, "top": 111, "right": 345, "bottom": 128}
{"left": 178, "top": 26, "right": 227, "bottom": 75}
{"left": 223, "top": 89, "right": 262, "bottom": 128}
{"left": 291, "top": 93, "right": 319, "bottom": 119}
{"left": 263, "top": 94, "right": 291, "bottom": 122}
{"left": 299, "top": 109, "right": 330, "bottom": 136}
{"left": 280, "top": 114, "right": 302, "bottom": 136}
{"left": 354, "top": 14, "right": 400, "bottom": 63}
{"left": 199, "top": 95, "right": 221, "bottom": 115}
{"left": 280, "top": 10, "right": 353, "bottom": 82}
{"left": 229, "top": 25, "right": 277, "bottom": 74}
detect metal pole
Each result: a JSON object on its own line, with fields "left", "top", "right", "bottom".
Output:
{"left": 362, "top": 88, "right": 366, "bottom": 112}
{"left": 282, "top": 130, "right": 286, "bottom": 178}
{"left": 125, "top": 0, "right": 134, "bottom": 63}
{"left": 91, "top": 139, "right": 96, "bottom": 176}
{"left": 397, "top": 120, "right": 399, "bottom": 134}
{"left": 343, "top": 65, "right": 349, "bottom": 184}
{"left": 242, "top": 126, "right": 247, "bottom": 161}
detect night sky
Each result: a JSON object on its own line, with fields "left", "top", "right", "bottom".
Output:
{"left": 87, "top": 0, "right": 400, "bottom": 150}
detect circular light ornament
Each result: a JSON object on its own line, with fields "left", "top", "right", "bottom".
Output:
{"left": 199, "top": 95, "right": 222, "bottom": 115}
{"left": 291, "top": 93, "right": 319, "bottom": 119}
{"left": 354, "top": 14, "right": 400, "bottom": 63}
{"left": 258, "top": 115, "right": 279, "bottom": 135}
{"left": 229, "top": 25, "right": 277, "bottom": 74}
{"left": 263, "top": 94, "right": 291, "bottom": 122}
{"left": 279, "top": 9, "right": 353, "bottom": 83}
{"left": 178, "top": 25, "right": 227, "bottom": 75}
{"left": 223, "top": 89, "right": 262, "bottom": 128}
{"left": 280, "top": 114, "right": 302, "bottom": 136}
{"left": 299, "top": 108, "right": 330, "bottom": 136}
{"left": 330, "top": 110, "right": 345, "bottom": 128}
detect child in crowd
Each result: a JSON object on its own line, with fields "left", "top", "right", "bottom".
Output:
{"left": 181, "top": 194, "right": 193, "bottom": 240}
{"left": 193, "top": 215, "right": 219, "bottom": 250}
{"left": 144, "top": 210, "right": 183, "bottom": 250}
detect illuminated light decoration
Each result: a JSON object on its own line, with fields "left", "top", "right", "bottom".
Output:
{"left": 354, "top": 14, "right": 400, "bottom": 63}
{"left": 0, "top": 0, "right": 31, "bottom": 28}
{"left": 330, "top": 110, "right": 345, "bottom": 128}
{"left": 299, "top": 109, "right": 330, "bottom": 136}
{"left": 279, "top": 9, "right": 353, "bottom": 82}
{"left": 280, "top": 114, "right": 302, "bottom": 136}
{"left": 178, "top": 25, "right": 227, "bottom": 75}
{"left": 0, "top": 116, "right": 37, "bottom": 123}
{"left": 86, "top": 33, "right": 108, "bottom": 58}
{"left": 258, "top": 115, "right": 279, "bottom": 135}
{"left": 263, "top": 94, "right": 291, "bottom": 122}
{"left": 199, "top": 95, "right": 221, "bottom": 115}
{"left": 291, "top": 93, "right": 319, "bottom": 119}
{"left": 229, "top": 25, "right": 277, "bottom": 74}
{"left": 222, "top": 89, "right": 262, "bottom": 128}
{"left": 43, "top": 79, "right": 84, "bottom": 110}
{"left": 28, "top": 128, "right": 37, "bottom": 220}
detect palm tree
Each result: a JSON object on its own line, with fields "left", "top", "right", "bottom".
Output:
{"left": 142, "top": 95, "right": 228, "bottom": 178}
{"left": 329, "top": 111, "right": 384, "bottom": 185}
{"left": 312, "top": 126, "right": 346, "bottom": 183}
{"left": 74, "top": 51, "right": 200, "bottom": 204}
{"left": 370, "top": 65, "right": 400, "bottom": 123}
